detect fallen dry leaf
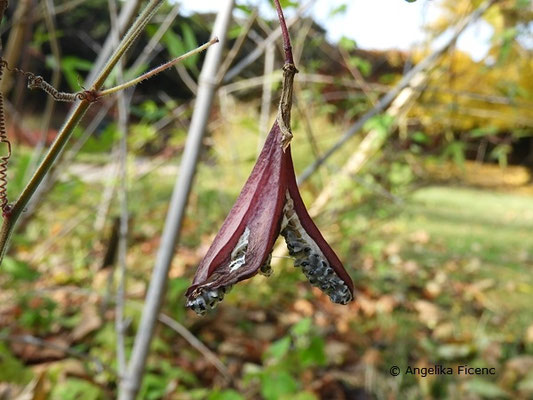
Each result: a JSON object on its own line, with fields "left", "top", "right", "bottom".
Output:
{"left": 294, "top": 299, "right": 314, "bottom": 316}
{"left": 414, "top": 300, "right": 441, "bottom": 328}
{"left": 11, "top": 336, "right": 69, "bottom": 362}
{"left": 506, "top": 356, "right": 533, "bottom": 375}
{"left": 325, "top": 340, "right": 350, "bottom": 365}
{"left": 70, "top": 303, "right": 102, "bottom": 342}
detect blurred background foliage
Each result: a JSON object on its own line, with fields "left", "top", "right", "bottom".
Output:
{"left": 0, "top": 0, "right": 532, "bottom": 399}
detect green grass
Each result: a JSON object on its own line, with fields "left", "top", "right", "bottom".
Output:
{"left": 405, "top": 186, "right": 533, "bottom": 265}
{"left": 356, "top": 185, "right": 533, "bottom": 398}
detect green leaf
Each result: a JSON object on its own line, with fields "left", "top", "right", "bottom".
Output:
{"left": 128, "top": 124, "right": 158, "bottom": 152}
{"left": 261, "top": 370, "right": 299, "bottom": 400}
{"left": 49, "top": 378, "right": 102, "bottom": 400}
{"left": 470, "top": 126, "right": 498, "bottom": 138}
{"left": 265, "top": 336, "right": 291, "bottom": 361}
{"left": 490, "top": 144, "right": 511, "bottom": 168}
{"left": 411, "top": 131, "right": 429, "bottom": 144}
{"left": 167, "top": 277, "right": 190, "bottom": 303}
{"left": 60, "top": 56, "right": 93, "bottom": 91}
{"left": 181, "top": 23, "right": 199, "bottom": 72}
{"left": 208, "top": 389, "right": 245, "bottom": 400}
{"left": 291, "top": 317, "right": 312, "bottom": 336}
{"left": 276, "top": 0, "right": 298, "bottom": 9}
{"left": 228, "top": 24, "right": 244, "bottom": 39}
{"left": 298, "top": 336, "right": 326, "bottom": 367}
{"left": 329, "top": 4, "right": 347, "bottom": 17}
{"left": 364, "top": 114, "right": 394, "bottom": 135}
{"left": 0, "top": 343, "right": 34, "bottom": 384}
{"left": 163, "top": 29, "right": 186, "bottom": 62}
{"left": 443, "top": 141, "right": 466, "bottom": 166}
{"left": 139, "top": 373, "right": 169, "bottom": 400}
{"left": 235, "top": 4, "right": 253, "bottom": 15}
{"left": 81, "top": 123, "right": 118, "bottom": 153}
{"left": 2, "top": 256, "right": 39, "bottom": 281}
{"left": 339, "top": 36, "right": 357, "bottom": 51}
{"left": 348, "top": 56, "right": 372, "bottom": 77}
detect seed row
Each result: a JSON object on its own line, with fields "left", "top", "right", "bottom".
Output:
{"left": 281, "top": 197, "right": 352, "bottom": 305}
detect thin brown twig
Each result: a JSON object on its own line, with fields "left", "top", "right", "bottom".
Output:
{"left": 272, "top": 0, "right": 298, "bottom": 149}
{"left": 339, "top": 47, "right": 377, "bottom": 106}
{"left": 158, "top": 313, "right": 232, "bottom": 382}
{"left": 273, "top": 0, "right": 294, "bottom": 65}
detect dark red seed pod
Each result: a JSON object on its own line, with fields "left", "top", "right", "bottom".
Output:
{"left": 185, "top": 122, "right": 354, "bottom": 315}
{"left": 186, "top": 0, "right": 353, "bottom": 315}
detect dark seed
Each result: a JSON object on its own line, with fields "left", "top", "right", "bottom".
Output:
{"left": 260, "top": 264, "right": 273, "bottom": 277}
{"left": 309, "top": 254, "right": 320, "bottom": 266}
{"left": 189, "top": 296, "right": 207, "bottom": 315}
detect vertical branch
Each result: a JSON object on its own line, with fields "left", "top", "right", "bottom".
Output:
{"left": 272, "top": 0, "right": 294, "bottom": 65}
{"left": 273, "top": 0, "right": 298, "bottom": 149}
{"left": 115, "top": 87, "right": 129, "bottom": 378}
{"left": 118, "top": 1, "right": 235, "bottom": 399}
{"left": 108, "top": 0, "right": 129, "bottom": 377}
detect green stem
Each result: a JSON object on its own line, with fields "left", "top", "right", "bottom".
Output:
{"left": 0, "top": 0, "right": 165, "bottom": 264}
{"left": 99, "top": 37, "right": 219, "bottom": 97}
